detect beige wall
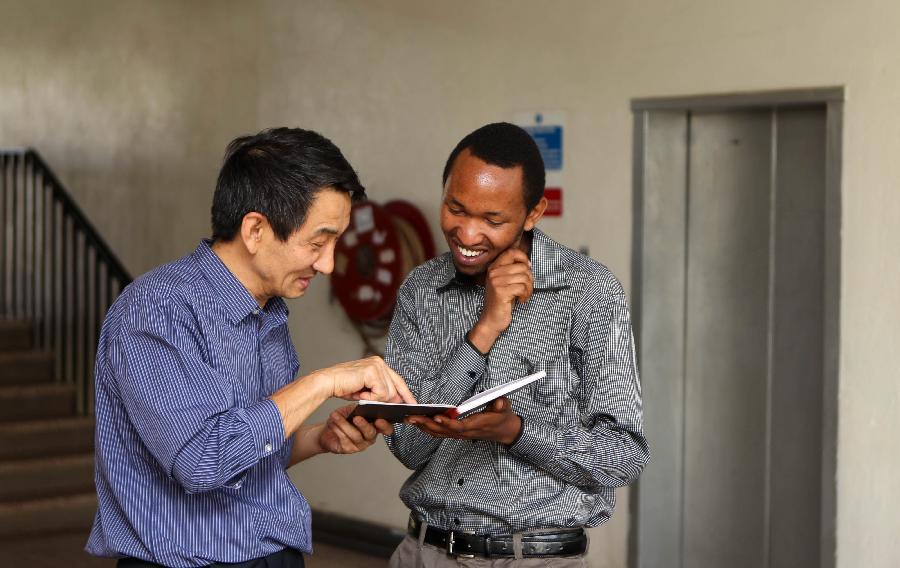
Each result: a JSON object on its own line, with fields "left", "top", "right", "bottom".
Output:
{"left": 0, "top": 0, "right": 261, "bottom": 275}
{"left": 3, "top": 1, "right": 900, "bottom": 566}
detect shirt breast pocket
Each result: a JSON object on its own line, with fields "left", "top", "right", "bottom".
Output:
{"left": 508, "top": 351, "right": 581, "bottom": 428}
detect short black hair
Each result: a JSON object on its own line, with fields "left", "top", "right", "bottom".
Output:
{"left": 211, "top": 127, "right": 365, "bottom": 242}
{"left": 442, "top": 122, "right": 545, "bottom": 211}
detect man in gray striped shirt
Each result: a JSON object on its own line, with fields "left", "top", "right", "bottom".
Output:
{"left": 383, "top": 123, "right": 649, "bottom": 566}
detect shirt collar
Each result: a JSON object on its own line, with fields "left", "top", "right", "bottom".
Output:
{"left": 192, "top": 239, "right": 289, "bottom": 325}
{"left": 435, "top": 228, "right": 567, "bottom": 291}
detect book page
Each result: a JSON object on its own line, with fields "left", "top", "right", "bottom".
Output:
{"left": 455, "top": 370, "right": 546, "bottom": 414}
{"left": 348, "top": 370, "right": 547, "bottom": 422}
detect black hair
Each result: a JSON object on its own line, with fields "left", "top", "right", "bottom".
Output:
{"left": 211, "top": 127, "right": 365, "bottom": 242}
{"left": 441, "top": 122, "right": 545, "bottom": 211}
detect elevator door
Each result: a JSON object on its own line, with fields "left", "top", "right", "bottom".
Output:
{"left": 634, "top": 106, "right": 827, "bottom": 568}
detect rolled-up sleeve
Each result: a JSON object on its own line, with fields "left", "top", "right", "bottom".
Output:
{"left": 113, "top": 293, "right": 286, "bottom": 494}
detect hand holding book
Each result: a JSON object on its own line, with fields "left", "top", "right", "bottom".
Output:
{"left": 407, "top": 396, "right": 525, "bottom": 445}
{"left": 348, "top": 371, "right": 545, "bottom": 423}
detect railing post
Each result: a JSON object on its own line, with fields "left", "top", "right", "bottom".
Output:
{"left": 1, "top": 149, "right": 132, "bottom": 414}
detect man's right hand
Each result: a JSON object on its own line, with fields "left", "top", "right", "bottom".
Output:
{"left": 321, "top": 356, "right": 417, "bottom": 404}
{"left": 271, "top": 356, "right": 415, "bottom": 438}
{"left": 468, "top": 248, "right": 534, "bottom": 354}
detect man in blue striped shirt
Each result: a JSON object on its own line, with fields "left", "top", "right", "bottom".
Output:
{"left": 85, "top": 128, "right": 414, "bottom": 567}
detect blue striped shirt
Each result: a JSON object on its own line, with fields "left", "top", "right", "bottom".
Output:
{"left": 85, "top": 240, "right": 310, "bottom": 567}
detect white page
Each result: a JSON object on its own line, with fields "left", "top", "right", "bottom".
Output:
{"left": 455, "top": 370, "right": 546, "bottom": 414}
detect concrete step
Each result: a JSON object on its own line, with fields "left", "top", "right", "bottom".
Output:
{"left": 0, "top": 417, "right": 94, "bottom": 460}
{"left": 0, "top": 493, "right": 96, "bottom": 538}
{"left": 0, "top": 454, "right": 95, "bottom": 502}
{"left": 0, "top": 384, "right": 77, "bottom": 422}
{"left": 0, "top": 320, "right": 32, "bottom": 352}
{"left": 0, "top": 351, "right": 54, "bottom": 385}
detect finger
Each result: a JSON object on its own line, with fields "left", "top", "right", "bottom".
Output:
{"left": 384, "top": 365, "right": 417, "bottom": 404}
{"left": 413, "top": 422, "right": 450, "bottom": 438}
{"left": 331, "top": 411, "right": 366, "bottom": 445}
{"left": 489, "top": 263, "right": 533, "bottom": 280}
{"left": 490, "top": 270, "right": 533, "bottom": 297}
{"left": 509, "top": 283, "right": 531, "bottom": 304}
{"left": 373, "top": 418, "right": 394, "bottom": 436}
{"left": 520, "top": 277, "right": 534, "bottom": 304}
{"left": 456, "top": 413, "right": 502, "bottom": 430}
{"left": 492, "top": 248, "right": 531, "bottom": 268}
{"left": 490, "top": 272, "right": 534, "bottom": 289}
{"left": 372, "top": 359, "right": 398, "bottom": 403}
{"left": 351, "top": 416, "right": 379, "bottom": 440}
{"left": 334, "top": 404, "right": 355, "bottom": 418}
{"left": 492, "top": 281, "right": 532, "bottom": 299}
{"left": 491, "top": 397, "right": 512, "bottom": 412}
{"left": 330, "top": 426, "right": 360, "bottom": 453}
{"left": 411, "top": 417, "right": 456, "bottom": 438}
{"left": 433, "top": 414, "right": 470, "bottom": 433}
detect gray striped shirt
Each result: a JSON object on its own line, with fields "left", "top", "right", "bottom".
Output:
{"left": 385, "top": 228, "right": 648, "bottom": 535}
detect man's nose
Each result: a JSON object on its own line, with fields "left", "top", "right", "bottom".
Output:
{"left": 457, "top": 219, "right": 481, "bottom": 245}
{"left": 313, "top": 247, "right": 335, "bottom": 275}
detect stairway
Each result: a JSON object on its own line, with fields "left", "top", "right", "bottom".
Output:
{"left": 0, "top": 320, "right": 97, "bottom": 538}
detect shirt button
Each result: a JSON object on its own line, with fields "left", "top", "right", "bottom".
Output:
{"left": 457, "top": 478, "right": 465, "bottom": 486}
{"left": 252, "top": 308, "right": 260, "bottom": 315}
{"left": 454, "top": 518, "right": 461, "bottom": 526}
{"left": 264, "top": 442, "right": 273, "bottom": 453}
{"left": 468, "top": 371, "right": 477, "bottom": 378}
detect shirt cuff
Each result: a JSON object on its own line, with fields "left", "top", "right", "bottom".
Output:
{"left": 438, "top": 339, "right": 489, "bottom": 403}
{"left": 508, "top": 418, "right": 560, "bottom": 467}
{"left": 244, "top": 398, "right": 286, "bottom": 460}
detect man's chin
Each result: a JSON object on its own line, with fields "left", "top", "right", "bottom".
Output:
{"left": 282, "top": 285, "right": 310, "bottom": 300}
{"left": 452, "top": 260, "right": 488, "bottom": 277}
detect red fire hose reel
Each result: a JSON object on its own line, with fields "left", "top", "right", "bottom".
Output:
{"left": 330, "top": 200, "right": 435, "bottom": 352}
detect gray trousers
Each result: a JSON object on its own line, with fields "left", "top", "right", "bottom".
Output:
{"left": 389, "top": 535, "right": 588, "bottom": 568}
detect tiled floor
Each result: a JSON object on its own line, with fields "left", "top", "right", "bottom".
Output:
{"left": 0, "top": 532, "right": 387, "bottom": 567}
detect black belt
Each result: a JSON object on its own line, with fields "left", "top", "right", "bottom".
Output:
{"left": 407, "top": 516, "right": 587, "bottom": 558}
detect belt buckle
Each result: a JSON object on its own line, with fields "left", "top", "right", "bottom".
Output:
{"left": 446, "top": 531, "right": 476, "bottom": 558}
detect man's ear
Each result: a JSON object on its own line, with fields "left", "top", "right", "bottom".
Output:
{"left": 523, "top": 197, "right": 548, "bottom": 231}
{"left": 240, "top": 212, "right": 268, "bottom": 255}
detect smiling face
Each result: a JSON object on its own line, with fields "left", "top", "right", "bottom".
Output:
{"left": 252, "top": 188, "right": 351, "bottom": 301}
{"left": 440, "top": 149, "right": 546, "bottom": 278}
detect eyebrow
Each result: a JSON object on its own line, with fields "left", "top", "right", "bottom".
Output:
{"left": 311, "top": 227, "right": 340, "bottom": 237}
{"left": 447, "top": 198, "right": 505, "bottom": 218}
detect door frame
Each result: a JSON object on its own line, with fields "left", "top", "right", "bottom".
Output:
{"left": 628, "top": 87, "right": 843, "bottom": 568}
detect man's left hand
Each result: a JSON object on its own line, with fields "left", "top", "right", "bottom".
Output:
{"left": 406, "top": 397, "right": 523, "bottom": 445}
{"left": 319, "top": 404, "right": 394, "bottom": 454}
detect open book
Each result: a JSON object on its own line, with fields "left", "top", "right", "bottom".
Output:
{"left": 348, "top": 370, "right": 546, "bottom": 423}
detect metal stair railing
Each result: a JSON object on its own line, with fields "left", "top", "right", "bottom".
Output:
{"left": 1, "top": 148, "right": 132, "bottom": 414}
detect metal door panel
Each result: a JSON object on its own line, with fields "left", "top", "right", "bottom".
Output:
{"left": 769, "top": 107, "right": 826, "bottom": 568}
{"left": 683, "top": 110, "right": 772, "bottom": 568}
{"left": 635, "top": 110, "right": 689, "bottom": 568}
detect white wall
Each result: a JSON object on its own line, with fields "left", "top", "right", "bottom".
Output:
{"left": 3, "top": 1, "right": 899, "bottom": 566}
